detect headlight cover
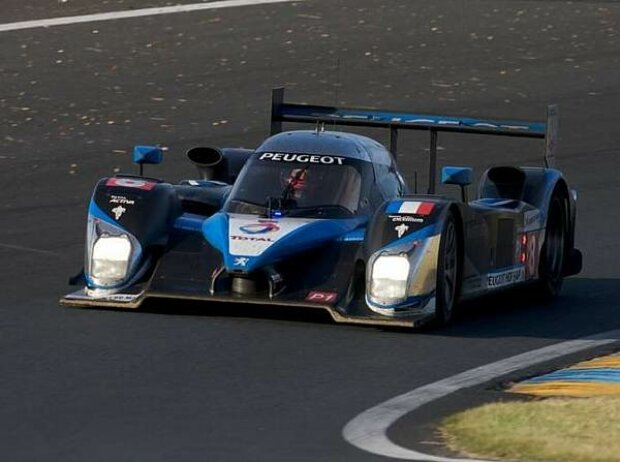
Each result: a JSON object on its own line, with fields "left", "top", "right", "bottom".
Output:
{"left": 86, "top": 217, "right": 142, "bottom": 289}
{"left": 369, "top": 254, "right": 410, "bottom": 305}
{"left": 91, "top": 234, "right": 132, "bottom": 285}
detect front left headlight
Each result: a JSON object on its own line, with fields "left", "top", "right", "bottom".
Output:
{"left": 90, "top": 234, "right": 132, "bottom": 286}
{"left": 369, "top": 254, "right": 410, "bottom": 305}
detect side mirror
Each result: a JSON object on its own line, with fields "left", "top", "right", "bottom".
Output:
{"left": 442, "top": 166, "right": 472, "bottom": 186}
{"left": 133, "top": 145, "right": 163, "bottom": 176}
{"left": 133, "top": 145, "right": 163, "bottom": 165}
{"left": 441, "top": 166, "right": 473, "bottom": 202}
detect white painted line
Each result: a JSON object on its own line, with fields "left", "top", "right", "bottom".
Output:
{"left": 0, "top": 242, "right": 59, "bottom": 256}
{"left": 343, "top": 328, "right": 620, "bottom": 461}
{"left": 0, "top": 0, "right": 303, "bottom": 33}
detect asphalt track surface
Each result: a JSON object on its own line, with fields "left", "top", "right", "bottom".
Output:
{"left": 2, "top": 1, "right": 620, "bottom": 461}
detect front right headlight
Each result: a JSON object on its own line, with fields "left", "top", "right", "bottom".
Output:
{"left": 90, "top": 234, "right": 132, "bottom": 286}
{"left": 85, "top": 215, "right": 142, "bottom": 290}
{"left": 368, "top": 254, "right": 410, "bottom": 305}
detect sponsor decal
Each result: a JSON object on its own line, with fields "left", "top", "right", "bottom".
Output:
{"left": 395, "top": 223, "right": 409, "bottom": 238}
{"left": 111, "top": 205, "right": 126, "bottom": 220}
{"left": 258, "top": 152, "right": 345, "bottom": 165}
{"left": 228, "top": 214, "right": 312, "bottom": 257}
{"left": 231, "top": 235, "right": 274, "bottom": 242}
{"left": 387, "top": 201, "right": 435, "bottom": 216}
{"left": 524, "top": 209, "right": 541, "bottom": 228}
{"left": 240, "top": 219, "right": 280, "bottom": 234}
{"left": 106, "top": 177, "right": 156, "bottom": 191}
{"left": 305, "top": 291, "right": 338, "bottom": 303}
{"left": 105, "top": 293, "right": 140, "bottom": 302}
{"left": 109, "top": 195, "right": 135, "bottom": 205}
{"left": 389, "top": 215, "right": 423, "bottom": 223}
{"left": 234, "top": 257, "right": 249, "bottom": 267}
{"left": 525, "top": 232, "right": 538, "bottom": 278}
{"left": 486, "top": 267, "right": 525, "bottom": 288}
{"left": 325, "top": 112, "right": 534, "bottom": 131}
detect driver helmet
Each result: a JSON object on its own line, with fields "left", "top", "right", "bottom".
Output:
{"left": 282, "top": 168, "right": 309, "bottom": 199}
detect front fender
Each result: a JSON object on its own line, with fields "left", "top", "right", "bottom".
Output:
{"left": 363, "top": 197, "right": 457, "bottom": 314}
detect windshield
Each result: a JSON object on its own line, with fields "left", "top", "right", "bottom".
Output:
{"left": 224, "top": 152, "right": 363, "bottom": 218}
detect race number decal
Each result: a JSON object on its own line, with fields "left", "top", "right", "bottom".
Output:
{"left": 525, "top": 232, "right": 539, "bottom": 278}
{"left": 106, "top": 178, "right": 156, "bottom": 191}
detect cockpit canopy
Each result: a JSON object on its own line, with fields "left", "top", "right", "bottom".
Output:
{"left": 224, "top": 151, "right": 363, "bottom": 218}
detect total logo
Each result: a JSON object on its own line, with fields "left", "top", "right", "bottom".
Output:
{"left": 240, "top": 220, "right": 280, "bottom": 234}
{"left": 231, "top": 235, "right": 274, "bottom": 242}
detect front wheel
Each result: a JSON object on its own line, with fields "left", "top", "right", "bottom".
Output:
{"left": 435, "top": 213, "right": 460, "bottom": 325}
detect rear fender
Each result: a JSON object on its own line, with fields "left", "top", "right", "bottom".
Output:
{"left": 519, "top": 168, "right": 577, "bottom": 265}
{"left": 479, "top": 166, "right": 579, "bottom": 275}
{"left": 478, "top": 166, "right": 573, "bottom": 232}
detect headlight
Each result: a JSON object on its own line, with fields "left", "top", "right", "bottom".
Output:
{"left": 369, "top": 254, "right": 410, "bottom": 305}
{"left": 90, "top": 234, "right": 132, "bottom": 286}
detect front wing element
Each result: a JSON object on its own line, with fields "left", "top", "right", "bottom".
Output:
{"left": 60, "top": 287, "right": 435, "bottom": 329}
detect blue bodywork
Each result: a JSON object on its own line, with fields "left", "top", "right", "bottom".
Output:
{"left": 202, "top": 213, "right": 367, "bottom": 272}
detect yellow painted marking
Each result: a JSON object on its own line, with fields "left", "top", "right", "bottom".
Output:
{"left": 569, "top": 355, "right": 620, "bottom": 369}
{"left": 511, "top": 381, "right": 620, "bottom": 397}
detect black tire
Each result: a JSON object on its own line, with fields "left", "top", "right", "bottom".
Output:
{"left": 435, "top": 212, "right": 460, "bottom": 325}
{"left": 536, "top": 189, "right": 567, "bottom": 300}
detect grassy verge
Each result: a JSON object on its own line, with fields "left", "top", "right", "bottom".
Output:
{"left": 441, "top": 397, "right": 620, "bottom": 462}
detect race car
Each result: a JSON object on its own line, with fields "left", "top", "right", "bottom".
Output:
{"left": 61, "top": 88, "right": 582, "bottom": 327}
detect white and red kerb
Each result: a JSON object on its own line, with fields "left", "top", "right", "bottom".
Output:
{"left": 396, "top": 201, "right": 435, "bottom": 216}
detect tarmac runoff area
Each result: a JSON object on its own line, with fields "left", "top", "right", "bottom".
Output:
{"left": 510, "top": 353, "right": 620, "bottom": 397}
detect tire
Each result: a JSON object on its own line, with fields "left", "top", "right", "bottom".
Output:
{"left": 536, "top": 189, "right": 567, "bottom": 300}
{"left": 435, "top": 212, "right": 460, "bottom": 325}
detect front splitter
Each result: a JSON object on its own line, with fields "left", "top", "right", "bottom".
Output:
{"left": 60, "top": 288, "right": 435, "bottom": 328}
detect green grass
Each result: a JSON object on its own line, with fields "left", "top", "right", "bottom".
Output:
{"left": 441, "top": 397, "right": 620, "bottom": 462}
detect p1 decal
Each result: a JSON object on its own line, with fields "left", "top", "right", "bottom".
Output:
{"left": 106, "top": 178, "right": 156, "bottom": 191}
{"left": 386, "top": 201, "right": 435, "bottom": 216}
{"left": 306, "top": 291, "right": 338, "bottom": 303}
{"left": 240, "top": 220, "right": 280, "bottom": 234}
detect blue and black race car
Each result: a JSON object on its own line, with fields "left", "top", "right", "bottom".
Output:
{"left": 61, "top": 89, "right": 582, "bottom": 327}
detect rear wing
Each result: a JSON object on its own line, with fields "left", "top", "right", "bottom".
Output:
{"left": 270, "top": 87, "right": 558, "bottom": 193}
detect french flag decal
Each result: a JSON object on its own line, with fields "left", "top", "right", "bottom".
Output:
{"left": 386, "top": 200, "right": 435, "bottom": 216}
